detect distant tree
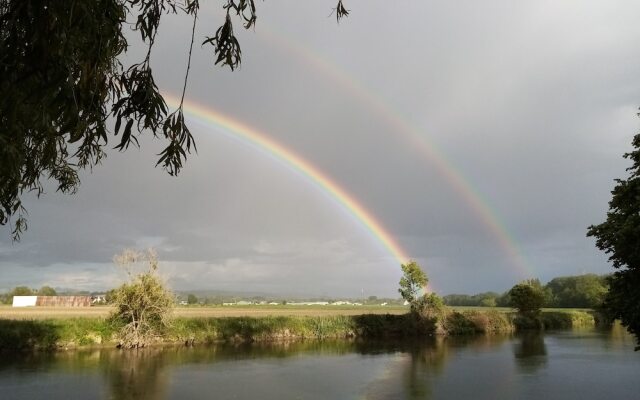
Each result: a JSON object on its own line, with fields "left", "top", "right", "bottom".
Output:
{"left": 109, "top": 249, "right": 174, "bottom": 348}
{"left": 9, "top": 286, "right": 34, "bottom": 297}
{"left": 187, "top": 294, "right": 198, "bottom": 305}
{"left": 480, "top": 297, "right": 497, "bottom": 307}
{"left": 0, "top": 0, "right": 350, "bottom": 240}
{"left": 588, "top": 133, "right": 640, "bottom": 350}
{"left": 443, "top": 292, "right": 501, "bottom": 307}
{"left": 104, "top": 288, "right": 117, "bottom": 304}
{"left": 496, "top": 291, "right": 511, "bottom": 307}
{"left": 545, "top": 274, "right": 608, "bottom": 308}
{"left": 37, "top": 286, "right": 57, "bottom": 296}
{"left": 442, "top": 294, "right": 471, "bottom": 306}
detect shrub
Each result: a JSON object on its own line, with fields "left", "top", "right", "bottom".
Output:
{"left": 108, "top": 249, "right": 174, "bottom": 348}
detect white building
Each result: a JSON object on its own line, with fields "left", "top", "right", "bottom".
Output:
{"left": 12, "top": 296, "right": 37, "bottom": 307}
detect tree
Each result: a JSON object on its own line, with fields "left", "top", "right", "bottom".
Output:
{"left": 588, "top": 133, "right": 640, "bottom": 350}
{"left": 480, "top": 297, "right": 497, "bottom": 307}
{"left": 508, "top": 281, "right": 546, "bottom": 317}
{"left": 37, "top": 286, "right": 57, "bottom": 296}
{"left": 187, "top": 293, "right": 198, "bottom": 305}
{"left": 0, "top": 0, "right": 349, "bottom": 240}
{"left": 544, "top": 274, "right": 608, "bottom": 308}
{"left": 9, "top": 286, "right": 34, "bottom": 297}
{"left": 109, "top": 248, "right": 174, "bottom": 348}
{"left": 398, "top": 261, "right": 428, "bottom": 314}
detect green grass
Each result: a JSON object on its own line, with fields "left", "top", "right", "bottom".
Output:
{"left": 444, "top": 308, "right": 598, "bottom": 334}
{"left": 541, "top": 310, "right": 595, "bottom": 329}
{"left": 0, "top": 313, "right": 435, "bottom": 351}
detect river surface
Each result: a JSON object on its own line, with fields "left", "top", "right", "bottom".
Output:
{"left": 0, "top": 326, "right": 638, "bottom": 399}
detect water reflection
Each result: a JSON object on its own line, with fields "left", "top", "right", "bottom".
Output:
{"left": 101, "top": 349, "right": 169, "bottom": 400}
{"left": 0, "top": 329, "right": 638, "bottom": 400}
{"left": 513, "top": 332, "right": 547, "bottom": 373}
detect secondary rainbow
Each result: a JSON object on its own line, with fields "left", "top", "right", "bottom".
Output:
{"left": 164, "top": 94, "right": 410, "bottom": 266}
{"left": 257, "top": 26, "right": 532, "bottom": 279}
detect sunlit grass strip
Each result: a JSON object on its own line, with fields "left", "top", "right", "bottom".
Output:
{"left": 0, "top": 310, "right": 599, "bottom": 351}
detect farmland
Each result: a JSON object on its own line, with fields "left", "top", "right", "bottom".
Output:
{"left": 0, "top": 304, "right": 410, "bottom": 320}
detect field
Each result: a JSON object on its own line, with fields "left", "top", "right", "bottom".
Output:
{"left": 0, "top": 304, "right": 410, "bottom": 320}
{"left": 0, "top": 304, "right": 595, "bottom": 321}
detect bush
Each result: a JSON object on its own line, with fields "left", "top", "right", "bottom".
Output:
{"left": 444, "top": 310, "right": 513, "bottom": 335}
{"left": 108, "top": 249, "right": 174, "bottom": 348}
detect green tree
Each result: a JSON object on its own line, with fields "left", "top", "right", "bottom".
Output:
{"left": 508, "top": 281, "right": 546, "bottom": 317}
{"left": 544, "top": 274, "right": 608, "bottom": 308}
{"left": 9, "top": 286, "right": 34, "bottom": 297}
{"left": 480, "top": 297, "right": 497, "bottom": 307}
{"left": 187, "top": 293, "right": 198, "bottom": 305}
{"left": 398, "top": 260, "right": 444, "bottom": 322}
{"left": 109, "top": 249, "right": 174, "bottom": 348}
{"left": 398, "top": 261, "right": 428, "bottom": 314}
{"left": 104, "top": 288, "right": 117, "bottom": 304}
{"left": 588, "top": 133, "right": 640, "bottom": 350}
{"left": 37, "top": 286, "right": 57, "bottom": 296}
{"left": 0, "top": 0, "right": 349, "bottom": 240}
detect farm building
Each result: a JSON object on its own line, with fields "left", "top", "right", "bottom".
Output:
{"left": 12, "top": 295, "right": 92, "bottom": 307}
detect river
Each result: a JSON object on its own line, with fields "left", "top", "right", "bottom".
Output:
{"left": 0, "top": 326, "right": 638, "bottom": 399}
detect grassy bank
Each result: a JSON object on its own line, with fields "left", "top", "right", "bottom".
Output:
{"left": 0, "top": 314, "right": 433, "bottom": 351}
{"left": 444, "top": 309, "right": 599, "bottom": 334}
{"left": 0, "top": 309, "right": 600, "bottom": 351}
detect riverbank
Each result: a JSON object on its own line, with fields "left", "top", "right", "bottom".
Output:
{"left": 0, "top": 308, "right": 600, "bottom": 351}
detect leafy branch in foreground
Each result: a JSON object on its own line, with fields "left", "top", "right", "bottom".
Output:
{"left": 0, "top": 0, "right": 349, "bottom": 240}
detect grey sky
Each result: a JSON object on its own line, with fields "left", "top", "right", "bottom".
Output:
{"left": 2, "top": 1, "right": 639, "bottom": 297}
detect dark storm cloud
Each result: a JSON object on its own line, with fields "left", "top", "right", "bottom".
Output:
{"left": 3, "top": 1, "right": 640, "bottom": 296}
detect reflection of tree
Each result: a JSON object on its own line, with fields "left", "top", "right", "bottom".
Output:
{"left": 361, "top": 338, "right": 452, "bottom": 400}
{"left": 402, "top": 340, "right": 442, "bottom": 400}
{"left": 361, "top": 335, "right": 513, "bottom": 400}
{"left": 601, "top": 321, "right": 638, "bottom": 351}
{"left": 513, "top": 332, "right": 547, "bottom": 373}
{"left": 101, "top": 349, "right": 169, "bottom": 400}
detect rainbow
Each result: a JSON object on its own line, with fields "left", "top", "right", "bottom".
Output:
{"left": 256, "top": 26, "right": 532, "bottom": 279}
{"left": 164, "top": 95, "right": 410, "bottom": 266}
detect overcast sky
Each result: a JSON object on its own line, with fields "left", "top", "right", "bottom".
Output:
{"left": 2, "top": 1, "right": 640, "bottom": 297}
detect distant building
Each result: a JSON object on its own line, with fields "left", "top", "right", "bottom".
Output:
{"left": 12, "top": 296, "right": 92, "bottom": 307}
{"left": 12, "top": 296, "right": 37, "bottom": 307}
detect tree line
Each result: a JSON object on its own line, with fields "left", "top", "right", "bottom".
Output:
{"left": 443, "top": 274, "right": 609, "bottom": 309}
{"left": 0, "top": 285, "right": 58, "bottom": 303}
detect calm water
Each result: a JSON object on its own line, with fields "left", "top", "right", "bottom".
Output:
{"left": 0, "top": 326, "right": 638, "bottom": 399}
